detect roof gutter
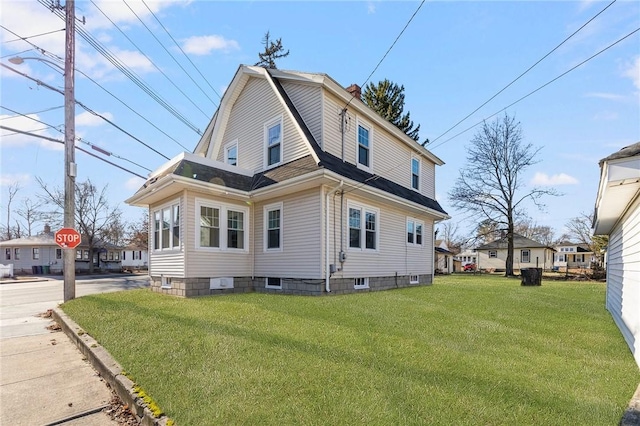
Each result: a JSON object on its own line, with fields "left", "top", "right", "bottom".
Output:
{"left": 325, "top": 180, "right": 343, "bottom": 293}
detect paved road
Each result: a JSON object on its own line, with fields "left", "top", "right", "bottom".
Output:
{"left": 0, "top": 275, "right": 150, "bottom": 339}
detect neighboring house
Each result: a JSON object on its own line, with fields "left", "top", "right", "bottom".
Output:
{"left": 121, "top": 244, "right": 149, "bottom": 270}
{"left": 593, "top": 141, "right": 640, "bottom": 369}
{"left": 553, "top": 242, "right": 593, "bottom": 270}
{"left": 434, "top": 239, "right": 454, "bottom": 274}
{"left": 475, "top": 234, "right": 555, "bottom": 272}
{"left": 0, "top": 225, "right": 123, "bottom": 274}
{"left": 455, "top": 250, "right": 477, "bottom": 267}
{"left": 126, "top": 65, "right": 449, "bottom": 296}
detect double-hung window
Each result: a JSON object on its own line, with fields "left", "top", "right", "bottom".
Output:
{"left": 4, "top": 248, "right": 10, "bottom": 260}
{"left": 225, "top": 140, "right": 238, "bottom": 166}
{"left": 348, "top": 203, "right": 378, "bottom": 250}
{"left": 153, "top": 201, "right": 180, "bottom": 251}
{"left": 265, "top": 116, "right": 283, "bottom": 167}
{"left": 407, "top": 219, "right": 423, "bottom": 246}
{"left": 197, "top": 200, "right": 248, "bottom": 251}
{"left": 521, "top": 249, "right": 531, "bottom": 263}
{"left": 264, "top": 203, "right": 282, "bottom": 251}
{"left": 356, "top": 119, "right": 372, "bottom": 170}
{"left": 56, "top": 249, "right": 62, "bottom": 260}
{"left": 411, "top": 157, "right": 420, "bottom": 190}
{"left": 14, "top": 248, "right": 20, "bottom": 260}
{"left": 32, "top": 248, "right": 39, "bottom": 260}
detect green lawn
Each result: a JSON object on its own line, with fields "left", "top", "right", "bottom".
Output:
{"left": 61, "top": 274, "right": 639, "bottom": 425}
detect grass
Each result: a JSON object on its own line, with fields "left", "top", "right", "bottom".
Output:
{"left": 61, "top": 274, "right": 639, "bottom": 425}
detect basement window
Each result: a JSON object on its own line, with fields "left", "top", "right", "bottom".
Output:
{"left": 410, "top": 275, "right": 419, "bottom": 284}
{"left": 161, "top": 276, "right": 172, "bottom": 289}
{"left": 354, "top": 277, "right": 369, "bottom": 289}
{"left": 266, "top": 277, "right": 282, "bottom": 289}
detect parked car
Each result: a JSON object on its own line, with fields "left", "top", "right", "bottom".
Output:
{"left": 463, "top": 263, "right": 477, "bottom": 272}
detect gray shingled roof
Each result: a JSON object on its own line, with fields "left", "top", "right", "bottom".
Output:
{"left": 476, "top": 234, "right": 554, "bottom": 250}
{"left": 599, "top": 141, "right": 640, "bottom": 166}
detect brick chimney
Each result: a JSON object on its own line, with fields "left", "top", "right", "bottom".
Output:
{"left": 346, "top": 84, "right": 361, "bottom": 101}
{"left": 44, "top": 224, "right": 51, "bottom": 234}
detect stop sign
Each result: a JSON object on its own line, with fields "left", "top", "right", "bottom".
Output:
{"left": 55, "top": 228, "right": 82, "bottom": 249}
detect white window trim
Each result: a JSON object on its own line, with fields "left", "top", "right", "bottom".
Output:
{"left": 411, "top": 155, "right": 421, "bottom": 191}
{"left": 152, "top": 199, "right": 181, "bottom": 252}
{"left": 489, "top": 250, "right": 497, "bottom": 258}
{"left": 354, "top": 277, "right": 370, "bottom": 289}
{"left": 409, "top": 274, "right": 419, "bottom": 284}
{"left": 265, "top": 277, "right": 282, "bottom": 289}
{"left": 263, "top": 202, "right": 283, "bottom": 252}
{"left": 161, "top": 276, "right": 172, "bottom": 289}
{"left": 406, "top": 218, "right": 425, "bottom": 247}
{"left": 355, "top": 117, "right": 373, "bottom": 172}
{"left": 195, "top": 198, "right": 249, "bottom": 252}
{"left": 347, "top": 201, "right": 379, "bottom": 252}
{"left": 264, "top": 115, "right": 284, "bottom": 169}
{"left": 224, "top": 139, "right": 238, "bottom": 166}
{"left": 521, "top": 249, "right": 531, "bottom": 263}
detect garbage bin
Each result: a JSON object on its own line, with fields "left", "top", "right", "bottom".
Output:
{"left": 521, "top": 268, "right": 542, "bottom": 286}
{"left": 32, "top": 265, "right": 37, "bottom": 274}
{"left": 43, "top": 265, "right": 50, "bottom": 274}
{"left": 35, "top": 265, "right": 42, "bottom": 274}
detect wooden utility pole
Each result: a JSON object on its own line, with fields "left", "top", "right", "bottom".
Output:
{"left": 64, "top": 0, "right": 76, "bottom": 301}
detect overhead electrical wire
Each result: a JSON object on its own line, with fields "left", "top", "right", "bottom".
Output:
{"left": 1, "top": 62, "right": 171, "bottom": 160}
{"left": 37, "top": 0, "right": 203, "bottom": 136}
{"left": 1, "top": 27, "right": 64, "bottom": 43}
{"left": 1, "top": 48, "right": 33, "bottom": 59}
{"left": 0, "top": 105, "right": 64, "bottom": 117}
{"left": 341, "top": 25, "right": 640, "bottom": 195}
{"left": 89, "top": 0, "right": 212, "bottom": 118}
{"left": 0, "top": 104, "right": 153, "bottom": 172}
{"left": 141, "top": 0, "right": 222, "bottom": 101}
{"left": 0, "top": 125, "right": 147, "bottom": 179}
{"left": 429, "top": 0, "right": 619, "bottom": 145}
{"left": 0, "top": 26, "right": 189, "bottom": 150}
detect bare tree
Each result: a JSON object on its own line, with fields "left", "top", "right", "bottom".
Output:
{"left": 255, "top": 31, "right": 289, "bottom": 69}
{"left": 2, "top": 182, "right": 20, "bottom": 240}
{"left": 448, "top": 114, "right": 558, "bottom": 276}
{"left": 565, "top": 211, "right": 608, "bottom": 265}
{"left": 38, "top": 178, "right": 122, "bottom": 274}
{"left": 128, "top": 211, "right": 149, "bottom": 248}
{"left": 514, "top": 217, "right": 555, "bottom": 246}
{"left": 437, "top": 221, "right": 464, "bottom": 254}
{"left": 15, "top": 198, "right": 46, "bottom": 237}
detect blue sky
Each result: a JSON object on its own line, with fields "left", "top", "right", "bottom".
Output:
{"left": 1, "top": 0, "right": 638, "bottom": 239}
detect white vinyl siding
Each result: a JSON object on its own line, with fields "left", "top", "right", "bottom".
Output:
{"left": 255, "top": 190, "right": 322, "bottom": 278}
{"left": 605, "top": 195, "right": 640, "bottom": 368}
{"left": 281, "top": 81, "right": 323, "bottom": 147}
{"left": 185, "top": 192, "right": 250, "bottom": 278}
{"left": 216, "top": 77, "right": 308, "bottom": 172}
{"left": 329, "top": 193, "right": 434, "bottom": 278}
{"left": 476, "top": 248, "right": 552, "bottom": 271}
{"left": 149, "top": 197, "right": 184, "bottom": 277}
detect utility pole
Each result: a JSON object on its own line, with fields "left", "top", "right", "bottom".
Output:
{"left": 64, "top": 0, "right": 76, "bottom": 301}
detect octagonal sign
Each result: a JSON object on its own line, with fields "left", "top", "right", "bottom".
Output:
{"left": 55, "top": 228, "right": 82, "bottom": 249}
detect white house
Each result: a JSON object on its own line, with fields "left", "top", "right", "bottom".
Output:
{"left": 475, "top": 234, "right": 555, "bottom": 272}
{"left": 593, "top": 141, "right": 640, "bottom": 369}
{"left": 126, "top": 65, "right": 449, "bottom": 296}
{"left": 434, "top": 239, "right": 454, "bottom": 274}
{"left": 121, "top": 244, "right": 149, "bottom": 270}
{"left": 553, "top": 242, "right": 593, "bottom": 270}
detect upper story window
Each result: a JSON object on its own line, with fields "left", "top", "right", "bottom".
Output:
{"left": 153, "top": 201, "right": 180, "bottom": 251}
{"left": 265, "top": 116, "right": 283, "bottom": 168}
{"left": 411, "top": 157, "right": 420, "bottom": 190}
{"left": 197, "top": 199, "right": 248, "bottom": 251}
{"left": 264, "top": 203, "right": 283, "bottom": 251}
{"left": 356, "top": 118, "right": 372, "bottom": 171}
{"left": 407, "top": 218, "right": 423, "bottom": 246}
{"left": 225, "top": 140, "right": 238, "bottom": 166}
{"left": 348, "top": 202, "right": 378, "bottom": 251}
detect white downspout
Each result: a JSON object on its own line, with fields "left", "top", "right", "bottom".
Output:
{"left": 325, "top": 180, "right": 344, "bottom": 293}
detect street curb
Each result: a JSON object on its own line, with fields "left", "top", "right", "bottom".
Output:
{"left": 621, "top": 383, "right": 640, "bottom": 426}
{"left": 52, "top": 307, "right": 172, "bottom": 426}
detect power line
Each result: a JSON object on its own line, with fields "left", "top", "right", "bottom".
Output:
{"left": 1, "top": 62, "right": 171, "bottom": 160}
{"left": 0, "top": 125, "right": 147, "bottom": 179}
{"left": 429, "top": 26, "right": 640, "bottom": 150}
{"left": 141, "top": 0, "right": 222, "bottom": 101}
{"left": 37, "top": 0, "right": 203, "bottom": 136}
{"left": 1, "top": 27, "right": 64, "bottom": 43}
{"left": 89, "top": 0, "right": 212, "bottom": 118}
{"left": 0, "top": 26, "right": 189, "bottom": 150}
{"left": 0, "top": 105, "right": 64, "bottom": 118}
{"left": 345, "top": 0, "right": 426, "bottom": 110}
{"left": 429, "top": 0, "right": 618, "bottom": 145}
{"left": 1, "top": 48, "right": 33, "bottom": 59}
{"left": 0, "top": 104, "right": 153, "bottom": 172}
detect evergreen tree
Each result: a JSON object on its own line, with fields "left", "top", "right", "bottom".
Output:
{"left": 255, "top": 31, "right": 289, "bottom": 69}
{"left": 362, "top": 79, "right": 424, "bottom": 143}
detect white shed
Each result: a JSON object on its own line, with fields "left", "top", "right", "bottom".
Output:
{"left": 593, "top": 141, "right": 640, "bottom": 370}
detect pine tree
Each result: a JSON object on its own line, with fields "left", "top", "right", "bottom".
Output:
{"left": 255, "top": 31, "right": 289, "bottom": 69}
{"left": 362, "top": 79, "right": 423, "bottom": 143}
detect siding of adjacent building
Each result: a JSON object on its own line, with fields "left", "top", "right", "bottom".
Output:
{"left": 281, "top": 81, "right": 323, "bottom": 148}
{"left": 215, "top": 76, "right": 308, "bottom": 172}
{"left": 0, "top": 244, "right": 62, "bottom": 273}
{"left": 253, "top": 188, "right": 323, "bottom": 278}
{"left": 605, "top": 194, "right": 640, "bottom": 367}
{"left": 477, "top": 248, "right": 553, "bottom": 271}
{"left": 327, "top": 191, "right": 433, "bottom": 279}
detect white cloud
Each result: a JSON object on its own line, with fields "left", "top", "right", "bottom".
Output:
{"left": 0, "top": 174, "right": 31, "bottom": 187}
{"left": 125, "top": 176, "right": 146, "bottom": 191}
{"left": 584, "top": 92, "right": 625, "bottom": 101}
{"left": 181, "top": 35, "right": 240, "bottom": 55}
{"left": 86, "top": 0, "right": 190, "bottom": 31}
{"left": 531, "top": 172, "right": 579, "bottom": 186}
{"left": 76, "top": 111, "right": 113, "bottom": 127}
{"left": 593, "top": 111, "right": 618, "bottom": 121}
{"left": 622, "top": 56, "right": 640, "bottom": 90}
{"left": 367, "top": 2, "right": 377, "bottom": 14}
{"left": 0, "top": 114, "right": 63, "bottom": 151}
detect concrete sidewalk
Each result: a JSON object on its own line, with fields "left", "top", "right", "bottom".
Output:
{"left": 0, "top": 327, "right": 117, "bottom": 425}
